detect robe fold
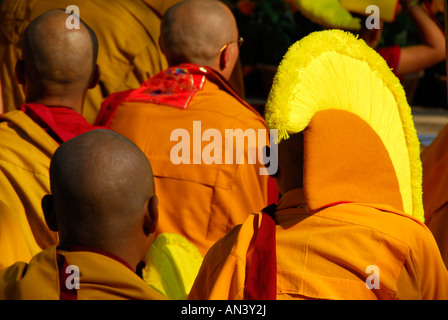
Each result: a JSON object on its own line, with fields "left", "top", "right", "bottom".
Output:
{"left": 95, "top": 63, "right": 270, "bottom": 257}
{"left": 0, "top": 104, "right": 105, "bottom": 268}
{"left": 0, "top": 246, "right": 167, "bottom": 300}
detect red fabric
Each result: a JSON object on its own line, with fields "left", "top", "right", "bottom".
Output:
{"left": 57, "top": 253, "right": 78, "bottom": 300}
{"left": 377, "top": 45, "right": 402, "bottom": 79}
{"left": 95, "top": 63, "right": 254, "bottom": 127}
{"left": 267, "top": 177, "right": 280, "bottom": 205}
{"left": 243, "top": 206, "right": 277, "bottom": 300}
{"left": 20, "top": 103, "right": 106, "bottom": 144}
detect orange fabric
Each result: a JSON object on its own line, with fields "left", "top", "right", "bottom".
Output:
{"left": 304, "top": 110, "right": 404, "bottom": 213}
{"left": 189, "top": 189, "right": 448, "bottom": 300}
{"left": 0, "top": 246, "right": 167, "bottom": 299}
{"left": 421, "top": 123, "right": 448, "bottom": 267}
{"left": 99, "top": 68, "right": 269, "bottom": 257}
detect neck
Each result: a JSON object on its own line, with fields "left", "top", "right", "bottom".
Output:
{"left": 24, "top": 91, "right": 85, "bottom": 114}
{"left": 58, "top": 237, "right": 142, "bottom": 272}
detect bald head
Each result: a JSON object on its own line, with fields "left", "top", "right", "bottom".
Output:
{"left": 19, "top": 9, "right": 98, "bottom": 101}
{"left": 160, "top": 0, "right": 239, "bottom": 76}
{"left": 45, "top": 129, "right": 156, "bottom": 254}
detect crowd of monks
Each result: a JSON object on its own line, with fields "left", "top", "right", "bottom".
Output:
{"left": 0, "top": 0, "right": 447, "bottom": 300}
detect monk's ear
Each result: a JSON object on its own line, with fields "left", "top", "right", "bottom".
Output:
{"left": 42, "top": 194, "right": 58, "bottom": 232}
{"left": 15, "top": 60, "right": 26, "bottom": 85}
{"left": 88, "top": 64, "right": 100, "bottom": 89}
{"left": 143, "top": 195, "right": 159, "bottom": 236}
{"left": 219, "top": 45, "right": 231, "bottom": 71}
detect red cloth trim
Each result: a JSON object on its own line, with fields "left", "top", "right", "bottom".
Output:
{"left": 267, "top": 177, "right": 280, "bottom": 205}
{"left": 94, "top": 63, "right": 258, "bottom": 127}
{"left": 20, "top": 103, "right": 106, "bottom": 144}
{"left": 57, "top": 253, "right": 78, "bottom": 300}
{"left": 243, "top": 208, "right": 277, "bottom": 300}
{"left": 377, "top": 45, "right": 402, "bottom": 79}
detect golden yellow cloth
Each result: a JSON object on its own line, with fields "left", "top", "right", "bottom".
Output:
{"left": 0, "top": 246, "right": 167, "bottom": 299}
{"left": 0, "top": 0, "right": 168, "bottom": 123}
{"left": 0, "top": 110, "right": 59, "bottom": 262}
{"left": 103, "top": 71, "right": 269, "bottom": 257}
{"left": 421, "top": 123, "right": 448, "bottom": 267}
{"left": 143, "top": 0, "right": 183, "bottom": 16}
{"left": 0, "top": 200, "right": 32, "bottom": 270}
{"left": 189, "top": 189, "right": 448, "bottom": 300}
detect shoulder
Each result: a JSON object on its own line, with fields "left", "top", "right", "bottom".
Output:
{"left": 192, "top": 81, "right": 267, "bottom": 128}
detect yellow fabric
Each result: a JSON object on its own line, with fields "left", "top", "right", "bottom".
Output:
{"left": 0, "top": 0, "right": 168, "bottom": 123}
{"left": 108, "top": 79, "right": 269, "bottom": 257}
{"left": 292, "top": 0, "right": 398, "bottom": 31}
{"left": 142, "top": 233, "right": 203, "bottom": 300}
{"left": 143, "top": 0, "right": 183, "bottom": 16}
{"left": 0, "top": 246, "right": 167, "bottom": 299}
{"left": 0, "top": 200, "right": 32, "bottom": 270}
{"left": 293, "top": 0, "right": 362, "bottom": 30}
{"left": 265, "top": 29, "right": 424, "bottom": 222}
{"left": 189, "top": 189, "right": 448, "bottom": 300}
{"left": 340, "top": 0, "right": 398, "bottom": 22}
{"left": 0, "top": 110, "right": 59, "bottom": 260}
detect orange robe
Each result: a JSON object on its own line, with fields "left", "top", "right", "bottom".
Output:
{"left": 189, "top": 188, "right": 448, "bottom": 300}
{"left": 0, "top": 104, "right": 105, "bottom": 268}
{"left": 95, "top": 64, "right": 270, "bottom": 257}
{"left": 0, "top": 246, "right": 167, "bottom": 300}
{"left": 421, "top": 123, "right": 448, "bottom": 267}
{"left": 189, "top": 110, "right": 448, "bottom": 300}
{"left": 0, "top": 0, "right": 167, "bottom": 123}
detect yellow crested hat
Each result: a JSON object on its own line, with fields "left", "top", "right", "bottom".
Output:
{"left": 265, "top": 30, "right": 424, "bottom": 222}
{"left": 293, "top": 0, "right": 399, "bottom": 30}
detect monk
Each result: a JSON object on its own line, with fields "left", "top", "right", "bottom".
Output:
{"left": 0, "top": 0, "right": 168, "bottom": 123}
{"left": 0, "top": 10, "right": 105, "bottom": 268}
{"left": 421, "top": 123, "right": 448, "bottom": 268}
{"left": 95, "top": 0, "right": 271, "bottom": 257}
{"left": 188, "top": 30, "right": 448, "bottom": 300}
{"left": 0, "top": 129, "right": 165, "bottom": 300}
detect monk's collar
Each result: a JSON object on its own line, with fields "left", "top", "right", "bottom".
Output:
{"left": 276, "top": 188, "right": 307, "bottom": 212}
{"left": 57, "top": 244, "right": 134, "bottom": 272}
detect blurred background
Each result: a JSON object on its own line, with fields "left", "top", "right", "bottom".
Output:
{"left": 223, "top": 0, "right": 448, "bottom": 146}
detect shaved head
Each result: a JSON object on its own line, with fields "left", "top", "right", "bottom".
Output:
{"left": 47, "top": 130, "right": 156, "bottom": 253}
{"left": 160, "top": 0, "right": 239, "bottom": 67}
{"left": 21, "top": 9, "right": 98, "bottom": 94}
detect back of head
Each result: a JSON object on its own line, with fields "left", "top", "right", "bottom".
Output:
{"left": 160, "top": 0, "right": 238, "bottom": 67}
{"left": 21, "top": 9, "right": 98, "bottom": 94}
{"left": 48, "top": 129, "right": 155, "bottom": 249}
